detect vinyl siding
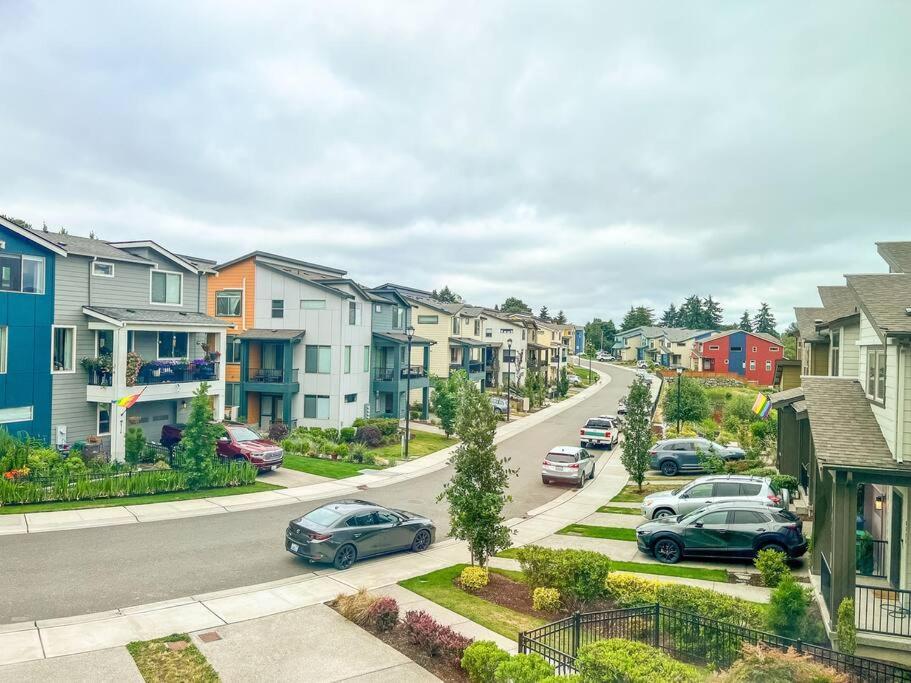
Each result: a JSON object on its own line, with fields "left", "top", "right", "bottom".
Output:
{"left": 113, "top": 247, "right": 207, "bottom": 313}
{"left": 858, "top": 312, "right": 896, "bottom": 456}
{"left": 902, "top": 344, "right": 911, "bottom": 462}
{"left": 408, "top": 300, "right": 453, "bottom": 379}
{"left": 840, "top": 321, "right": 860, "bottom": 379}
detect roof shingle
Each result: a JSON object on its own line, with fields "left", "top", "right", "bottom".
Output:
{"left": 877, "top": 241, "right": 911, "bottom": 273}
{"left": 845, "top": 273, "right": 911, "bottom": 336}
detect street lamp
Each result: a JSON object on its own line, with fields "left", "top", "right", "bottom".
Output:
{"left": 588, "top": 346, "right": 593, "bottom": 386}
{"left": 506, "top": 338, "right": 513, "bottom": 423}
{"left": 675, "top": 367, "right": 684, "bottom": 434}
{"left": 404, "top": 325, "right": 415, "bottom": 460}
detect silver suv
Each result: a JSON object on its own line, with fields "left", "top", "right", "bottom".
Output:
{"left": 640, "top": 475, "right": 789, "bottom": 520}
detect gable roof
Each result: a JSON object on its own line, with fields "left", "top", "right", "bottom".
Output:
{"left": 845, "top": 273, "right": 911, "bottom": 337}
{"left": 794, "top": 306, "right": 828, "bottom": 342}
{"left": 817, "top": 285, "right": 858, "bottom": 325}
{"left": 109, "top": 240, "right": 199, "bottom": 273}
{"left": 258, "top": 262, "right": 353, "bottom": 299}
{"left": 403, "top": 295, "right": 452, "bottom": 315}
{"left": 216, "top": 251, "right": 345, "bottom": 276}
{"left": 697, "top": 329, "right": 781, "bottom": 346}
{"left": 877, "top": 241, "right": 911, "bottom": 273}
{"left": 376, "top": 282, "right": 434, "bottom": 298}
{"left": 664, "top": 328, "right": 713, "bottom": 343}
{"left": 26, "top": 228, "right": 155, "bottom": 265}
{"left": 0, "top": 217, "right": 68, "bottom": 256}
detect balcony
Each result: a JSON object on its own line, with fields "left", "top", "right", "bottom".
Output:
{"left": 138, "top": 360, "right": 220, "bottom": 385}
{"left": 373, "top": 366, "right": 427, "bottom": 382}
{"left": 247, "top": 368, "right": 299, "bottom": 384}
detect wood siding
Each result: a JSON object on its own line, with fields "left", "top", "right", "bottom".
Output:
{"left": 207, "top": 258, "right": 256, "bottom": 332}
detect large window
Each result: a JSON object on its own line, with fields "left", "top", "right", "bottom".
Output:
{"left": 305, "top": 345, "right": 331, "bottom": 373}
{"left": 0, "top": 327, "right": 6, "bottom": 373}
{"left": 866, "top": 348, "right": 887, "bottom": 404}
{"left": 226, "top": 336, "right": 242, "bottom": 363}
{"left": 301, "top": 299, "right": 326, "bottom": 309}
{"left": 0, "top": 254, "right": 45, "bottom": 294}
{"left": 452, "top": 317, "right": 459, "bottom": 334}
{"left": 271, "top": 299, "right": 284, "bottom": 318}
{"left": 150, "top": 270, "right": 182, "bottom": 305}
{"left": 225, "top": 382, "right": 240, "bottom": 407}
{"left": 344, "top": 346, "right": 351, "bottom": 373}
{"left": 392, "top": 306, "right": 402, "bottom": 328}
{"left": 216, "top": 290, "right": 242, "bottom": 316}
{"left": 349, "top": 301, "right": 361, "bottom": 325}
{"left": 418, "top": 315, "right": 439, "bottom": 325}
{"left": 304, "top": 394, "right": 330, "bottom": 419}
{"left": 830, "top": 330, "right": 840, "bottom": 377}
{"left": 52, "top": 326, "right": 76, "bottom": 373}
{"left": 158, "top": 332, "right": 189, "bottom": 359}
{"left": 22, "top": 256, "right": 44, "bottom": 294}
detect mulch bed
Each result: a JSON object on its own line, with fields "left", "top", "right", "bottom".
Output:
{"left": 457, "top": 571, "right": 565, "bottom": 619}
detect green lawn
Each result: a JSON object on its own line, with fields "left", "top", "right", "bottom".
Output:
{"left": 127, "top": 633, "right": 218, "bottom": 683}
{"left": 0, "top": 482, "right": 283, "bottom": 515}
{"left": 569, "top": 365, "right": 599, "bottom": 385}
{"left": 282, "top": 454, "right": 380, "bottom": 479}
{"left": 399, "top": 564, "right": 546, "bottom": 641}
{"left": 610, "top": 483, "right": 680, "bottom": 503}
{"left": 369, "top": 431, "right": 457, "bottom": 459}
{"left": 558, "top": 523, "right": 637, "bottom": 542}
{"left": 597, "top": 505, "right": 643, "bottom": 516}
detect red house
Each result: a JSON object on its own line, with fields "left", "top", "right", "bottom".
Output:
{"left": 692, "top": 330, "right": 784, "bottom": 385}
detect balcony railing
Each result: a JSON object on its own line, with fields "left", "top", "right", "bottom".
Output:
{"left": 137, "top": 361, "right": 220, "bottom": 385}
{"left": 86, "top": 369, "right": 113, "bottom": 387}
{"left": 857, "top": 537, "right": 888, "bottom": 579}
{"left": 468, "top": 360, "right": 484, "bottom": 373}
{"left": 374, "top": 366, "right": 427, "bottom": 381}
{"left": 856, "top": 583, "right": 911, "bottom": 636}
{"left": 247, "top": 368, "right": 299, "bottom": 383}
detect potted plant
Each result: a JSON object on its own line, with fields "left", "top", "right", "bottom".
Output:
{"left": 126, "top": 352, "right": 143, "bottom": 386}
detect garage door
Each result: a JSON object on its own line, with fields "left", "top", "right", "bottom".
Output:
{"left": 127, "top": 402, "right": 176, "bottom": 443}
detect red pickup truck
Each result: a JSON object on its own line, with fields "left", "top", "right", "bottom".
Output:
{"left": 161, "top": 422, "right": 284, "bottom": 471}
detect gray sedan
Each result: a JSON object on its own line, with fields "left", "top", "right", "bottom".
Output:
{"left": 286, "top": 500, "right": 436, "bottom": 569}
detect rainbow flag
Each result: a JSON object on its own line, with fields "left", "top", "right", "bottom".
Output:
{"left": 752, "top": 393, "right": 771, "bottom": 419}
{"left": 115, "top": 391, "right": 143, "bottom": 409}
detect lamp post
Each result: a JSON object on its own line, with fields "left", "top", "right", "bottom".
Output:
{"left": 506, "top": 338, "right": 513, "bottom": 423}
{"left": 588, "top": 346, "right": 593, "bottom": 386}
{"left": 404, "top": 325, "right": 415, "bottom": 460}
{"left": 675, "top": 366, "right": 684, "bottom": 434}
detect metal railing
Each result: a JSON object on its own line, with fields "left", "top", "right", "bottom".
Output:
{"left": 86, "top": 369, "right": 113, "bottom": 387}
{"left": 520, "top": 605, "right": 911, "bottom": 682}
{"left": 374, "top": 366, "right": 427, "bottom": 381}
{"left": 247, "top": 367, "right": 298, "bottom": 383}
{"left": 137, "top": 361, "right": 220, "bottom": 385}
{"left": 857, "top": 584, "right": 911, "bottom": 637}
{"left": 467, "top": 360, "right": 484, "bottom": 373}
{"left": 857, "top": 538, "right": 888, "bottom": 579}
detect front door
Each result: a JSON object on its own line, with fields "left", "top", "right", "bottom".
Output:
{"left": 891, "top": 490, "right": 903, "bottom": 588}
{"left": 260, "top": 395, "right": 283, "bottom": 431}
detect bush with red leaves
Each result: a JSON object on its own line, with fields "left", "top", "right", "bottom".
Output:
{"left": 403, "top": 610, "right": 473, "bottom": 664}
{"left": 367, "top": 596, "right": 399, "bottom": 632}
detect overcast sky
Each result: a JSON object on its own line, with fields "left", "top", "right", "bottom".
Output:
{"left": 2, "top": 2, "right": 909, "bottom": 327}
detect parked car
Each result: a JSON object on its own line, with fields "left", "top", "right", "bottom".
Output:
{"left": 640, "top": 475, "right": 789, "bottom": 520}
{"left": 286, "top": 500, "right": 435, "bottom": 570}
{"left": 580, "top": 416, "right": 619, "bottom": 449}
{"left": 596, "top": 351, "right": 611, "bottom": 361}
{"left": 568, "top": 374, "right": 582, "bottom": 386}
{"left": 636, "top": 502, "right": 807, "bottom": 564}
{"left": 489, "top": 396, "right": 509, "bottom": 414}
{"left": 541, "top": 446, "right": 596, "bottom": 487}
{"left": 648, "top": 438, "right": 746, "bottom": 476}
{"left": 617, "top": 399, "right": 627, "bottom": 416}
{"left": 161, "top": 422, "right": 284, "bottom": 471}
{"left": 636, "top": 360, "right": 649, "bottom": 369}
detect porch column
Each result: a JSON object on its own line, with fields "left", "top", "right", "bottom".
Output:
{"left": 830, "top": 470, "right": 857, "bottom": 625}
{"left": 392, "top": 345, "right": 402, "bottom": 419}
{"left": 811, "top": 465, "right": 832, "bottom": 575}
{"left": 110, "top": 326, "right": 129, "bottom": 463}
{"left": 238, "top": 341, "right": 249, "bottom": 421}
{"left": 282, "top": 341, "right": 294, "bottom": 425}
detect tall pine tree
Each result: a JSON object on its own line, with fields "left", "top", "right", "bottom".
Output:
{"left": 753, "top": 303, "right": 777, "bottom": 335}
{"left": 738, "top": 310, "right": 753, "bottom": 332}
{"left": 553, "top": 310, "right": 567, "bottom": 324}
{"left": 538, "top": 306, "right": 551, "bottom": 322}
{"left": 621, "top": 306, "right": 655, "bottom": 331}
{"left": 701, "top": 296, "right": 723, "bottom": 329}
{"left": 678, "top": 295, "right": 704, "bottom": 329}
{"left": 659, "top": 304, "right": 679, "bottom": 327}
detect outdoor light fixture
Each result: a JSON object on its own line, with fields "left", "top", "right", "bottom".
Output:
{"left": 676, "top": 367, "right": 684, "bottom": 376}
{"left": 875, "top": 495, "right": 885, "bottom": 511}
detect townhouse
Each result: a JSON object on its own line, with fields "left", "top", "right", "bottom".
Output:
{"left": 479, "top": 308, "right": 531, "bottom": 389}
{"left": 612, "top": 326, "right": 712, "bottom": 367}
{"left": 692, "top": 329, "right": 784, "bottom": 385}
{"left": 772, "top": 240, "right": 911, "bottom": 662}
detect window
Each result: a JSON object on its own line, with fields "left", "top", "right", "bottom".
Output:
{"left": 418, "top": 315, "right": 439, "bottom": 325}
{"left": 769, "top": 346, "right": 779, "bottom": 352}
{"left": 867, "top": 348, "right": 887, "bottom": 403}
{"left": 474, "top": 319, "right": 481, "bottom": 336}
{"left": 216, "top": 290, "right": 242, "bottom": 316}
{"left": 97, "top": 404, "right": 111, "bottom": 435}
{"left": 301, "top": 299, "right": 326, "bottom": 309}
{"left": 740, "top": 483, "right": 762, "bottom": 496}
{"left": 731, "top": 510, "right": 768, "bottom": 525}
{"left": 226, "top": 337, "right": 242, "bottom": 363}
{"left": 0, "top": 406, "right": 32, "bottom": 424}
{"left": 0, "top": 254, "right": 45, "bottom": 294}
{"left": 344, "top": 393, "right": 357, "bottom": 403}
{"left": 392, "top": 306, "right": 401, "bottom": 328}
{"left": 708, "top": 344, "right": 720, "bottom": 351}
{"left": 305, "top": 345, "right": 331, "bottom": 373}
{"left": 450, "top": 346, "right": 459, "bottom": 363}
{"left": 348, "top": 301, "right": 361, "bottom": 325}
{"left": 374, "top": 304, "right": 382, "bottom": 313}
{"left": 52, "top": 326, "right": 76, "bottom": 372}
{"left": 499, "top": 328, "right": 514, "bottom": 334}
{"left": 749, "top": 360, "right": 756, "bottom": 371}
{"left": 158, "top": 332, "right": 188, "bottom": 359}
{"left": 303, "top": 394, "right": 330, "bottom": 419}
{"left": 712, "top": 482, "right": 741, "bottom": 497}
{"left": 271, "top": 299, "right": 284, "bottom": 318}
{"left": 685, "top": 483, "right": 714, "bottom": 498}
{"left": 830, "top": 330, "right": 840, "bottom": 377}
{"left": 363, "top": 346, "right": 370, "bottom": 372}
{"left": 21, "top": 256, "right": 45, "bottom": 293}
{"left": 0, "top": 326, "right": 6, "bottom": 373}
{"left": 697, "top": 511, "right": 729, "bottom": 526}
{"left": 344, "top": 346, "right": 351, "bottom": 373}
{"left": 225, "top": 383, "right": 240, "bottom": 407}
{"left": 150, "top": 270, "right": 182, "bottom": 305}
{"left": 92, "top": 261, "right": 115, "bottom": 278}
{"left": 452, "top": 317, "right": 459, "bottom": 334}
{"left": 730, "top": 345, "right": 743, "bottom": 352}
{"left": 0, "top": 255, "right": 21, "bottom": 292}
{"left": 765, "top": 360, "right": 772, "bottom": 372}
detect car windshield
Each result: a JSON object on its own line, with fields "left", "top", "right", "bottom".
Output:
{"left": 585, "top": 419, "right": 612, "bottom": 429}
{"left": 300, "top": 507, "right": 344, "bottom": 528}
{"left": 227, "top": 425, "right": 263, "bottom": 442}
{"left": 547, "top": 452, "right": 577, "bottom": 464}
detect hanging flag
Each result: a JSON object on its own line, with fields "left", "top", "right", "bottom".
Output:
{"left": 752, "top": 393, "right": 771, "bottom": 419}
{"left": 115, "top": 386, "right": 146, "bottom": 410}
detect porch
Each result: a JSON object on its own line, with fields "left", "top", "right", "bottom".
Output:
{"left": 235, "top": 329, "right": 304, "bottom": 428}
{"left": 372, "top": 331, "right": 432, "bottom": 420}
{"left": 449, "top": 336, "right": 488, "bottom": 386}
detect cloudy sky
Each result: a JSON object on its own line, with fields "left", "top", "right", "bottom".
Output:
{"left": 2, "top": 2, "right": 909, "bottom": 327}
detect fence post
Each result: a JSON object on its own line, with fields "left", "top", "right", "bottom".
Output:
{"left": 795, "top": 637, "right": 803, "bottom": 654}
{"left": 572, "top": 611, "right": 581, "bottom": 656}
{"left": 653, "top": 603, "right": 660, "bottom": 648}
{"left": 518, "top": 632, "right": 526, "bottom": 655}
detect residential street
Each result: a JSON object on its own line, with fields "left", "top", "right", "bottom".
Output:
{"left": 1, "top": 363, "right": 633, "bottom": 624}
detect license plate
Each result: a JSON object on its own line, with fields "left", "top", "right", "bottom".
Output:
{"left": 290, "top": 543, "right": 299, "bottom": 552}
{"left": 558, "top": 466, "right": 569, "bottom": 472}
{"left": 271, "top": 465, "right": 278, "bottom": 471}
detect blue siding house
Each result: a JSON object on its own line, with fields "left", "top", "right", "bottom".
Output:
{"left": 0, "top": 218, "right": 65, "bottom": 442}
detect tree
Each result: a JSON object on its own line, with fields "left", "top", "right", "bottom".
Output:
{"left": 738, "top": 310, "right": 753, "bottom": 332}
{"left": 662, "top": 376, "right": 711, "bottom": 424}
{"left": 621, "top": 306, "right": 655, "bottom": 331}
{"left": 500, "top": 297, "right": 532, "bottom": 315}
{"left": 781, "top": 321, "right": 799, "bottom": 360}
{"left": 59, "top": 227, "right": 68, "bottom": 235}
{"left": 523, "top": 369, "right": 547, "bottom": 408}
{"left": 678, "top": 295, "right": 704, "bottom": 329}
{"left": 584, "top": 319, "right": 616, "bottom": 351}
{"left": 538, "top": 306, "right": 551, "bottom": 322}
{"left": 702, "top": 296, "right": 723, "bottom": 329}
{"left": 557, "top": 367, "right": 569, "bottom": 398}
{"left": 437, "top": 380, "right": 516, "bottom": 566}
{"left": 177, "top": 382, "right": 219, "bottom": 489}
{"left": 124, "top": 427, "right": 146, "bottom": 467}
{"left": 553, "top": 310, "right": 567, "bottom": 324}
{"left": 88, "top": 230, "right": 97, "bottom": 240}
{"left": 753, "top": 302, "right": 777, "bottom": 335}
{"left": 659, "top": 304, "right": 680, "bottom": 327}
{"left": 431, "top": 285, "right": 462, "bottom": 303}
{"left": 620, "top": 378, "right": 654, "bottom": 491}
{"left": 431, "top": 371, "right": 468, "bottom": 437}
{"left": 0, "top": 215, "right": 32, "bottom": 230}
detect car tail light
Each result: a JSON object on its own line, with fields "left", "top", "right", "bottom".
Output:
{"left": 605, "top": 432, "right": 611, "bottom": 438}
{"left": 568, "top": 463, "right": 579, "bottom": 469}
{"left": 648, "top": 448, "right": 658, "bottom": 456}
{"left": 580, "top": 429, "right": 584, "bottom": 435}
{"left": 768, "top": 494, "right": 781, "bottom": 505}
{"left": 308, "top": 532, "right": 332, "bottom": 541}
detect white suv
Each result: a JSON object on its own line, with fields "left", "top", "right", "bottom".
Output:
{"left": 640, "top": 475, "right": 789, "bottom": 520}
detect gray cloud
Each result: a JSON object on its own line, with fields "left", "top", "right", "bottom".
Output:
{"left": 1, "top": 1, "right": 910, "bottom": 326}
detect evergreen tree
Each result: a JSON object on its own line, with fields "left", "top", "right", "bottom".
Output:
{"left": 500, "top": 297, "right": 532, "bottom": 315}
{"left": 177, "top": 383, "right": 219, "bottom": 489}
{"left": 0, "top": 215, "right": 32, "bottom": 230}
{"left": 437, "top": 380, "right": 517, "bottom": 566}
{"left": 553, "top": 310, "right": 567, "bottom": 324}
{"left": 753, "top": 303, "right": 778, "bottom": 335}
{"left": 619, "top": 379, "right": 654, "bottom": 491}
{"left": 659, "top": 304, "right": 679, "bottom": 327}
{"left": 620, "top": 306, "right": 655, "bottom": 331}
{"left": 738, "top": 310, "right": 753, "bottom": 332}
{"left": 602, "top": 320, "right": 617, "bottom": 348}
{"left": 88, "top": 230, "right": 97, "bottom": 240}
{"left": 42, "top": 221, "right": 49, "bottom": 232}
{"left": 59, "top": 227, "right": 68, "bottom": 235}
{"left": 431, "top": 285, "right": 462, "bottom": 303}
{"left": 557, "top": 367, "right": 569, "bottom": 397}
{"left": 678, "top": 295, "right": 704, "bottom": 329}
{"left": 702, "top": 296, "right": 723, "bottom": 329}
{"left": 538, "top": 306, "right": 551, "bottom": 322}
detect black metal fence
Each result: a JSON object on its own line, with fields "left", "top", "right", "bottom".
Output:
{"left": 519, "top": 605, "right": 911, "bottom": 682}
{"left": 857, "top": 584, "right": 911, "bottom": 638}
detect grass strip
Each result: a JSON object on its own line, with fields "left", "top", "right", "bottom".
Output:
{"left": 127, "top": 633, "right": 218, "bottom": 683}
{"left": 399, "top": 564, "right": 545, "bottom": 641}
{"left": 281, "top": 455, "right": 380, "bottom": 479}
{"left": 610, "top": 483, "right": 680, "bottom": 503}
{"left": 369, "top": 431, "right": 457, "bottom": 459}
{"left": 596, "top": 505, "right": 642, "bottom": 516}
{"left": 557, "top": 523, "right": 637, "bottom": 542}
{"left": 0, "top": 482, "right": 282, "bottom": 515}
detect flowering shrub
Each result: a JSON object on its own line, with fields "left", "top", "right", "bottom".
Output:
{"left": 2, "top": 467, "right": 29, "bottom": 481}
{"left": 532, "top": 587, "right": 561, "bottom": 612}
{"left": 460, "top": 566, "right": 489, "bottom": 591}
{"left": 367, "top": 596, "right": 399, "bottom": 632}
{"left": 404, "top": 610, "right": 473, "bottom": 663}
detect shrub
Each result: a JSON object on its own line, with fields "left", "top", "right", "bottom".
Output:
{"left": 348, "top": 442, "right": 368, "bottom": 463}
{"left": 713, "top": 643, "right": 848, "bottom": 682}
{"left": 836, "top": 598, "right": 856, "bottom": 655}
{"left": 770, "top": 474, "right": 798, "bottom": 494}
{"left": 532, "top": 587, "right": 561, "bottom": 612}
{"left": 462, "top": 641, "right": 510, "bottom": 683}
{"left": 540, "top": 677, "right": 580, "bottom": 683}
{"left": 403, "top": 610, "right": 472, "bottom": 663}
{"left": 366, "top": 596, "right": 399, "bottom": 632}
{"left": 515, "top": 546, "right": 611, "bottom": 608}
{"left": 268, "top": 422, "right": 290, "bottom": 441}
{"left": 124, "top": 427, "right": 146, "bottom": 467}
{"left": 335, "top": 443, "right": 349, "bottom": 459}
{"left": 604, "top": 573, "right": 660, "bottom": 607}
{"left": 742, "top": 467, "right": 777, "bottom": 478}
{"left": 334, "top": 588, "right": 377, "bottom": 626}
{"left": 322, "top": 427, "right": 341, "bottom": 442}
{"left": 356, "top": 425, "right": 383, "bottom": 447}
{"left": 576, "top": 639, "right": 700, "bottom": 683}
{"left": 493, "top": 653, "right": 553, "bottom": 683}
{"left": 765, "top": 576, "right": 810, "bottom": 639}
{"left": 152, "top": 460, "right": 171, "bottom": 470}
{"left": 754, "top": 548, "right": 790, "bottom": 588}
{"left": 339, "top": 427, "right": 356, "bottom": 443}
{"left": 460, "top": 566, "right": 489, "bottom": 591}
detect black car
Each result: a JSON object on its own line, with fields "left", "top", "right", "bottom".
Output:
{"left": 635, "top": 502, "right": 807, "bottom": 564}
{"left": 286, "top": 500, "right": 436, "bottom": 570}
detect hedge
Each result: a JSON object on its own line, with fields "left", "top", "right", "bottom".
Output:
{"left": 576, "top": 639, "right": 701, "bottom": 683}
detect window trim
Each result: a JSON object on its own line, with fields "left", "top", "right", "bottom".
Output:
{"left": 157, "top": 331, "right": 189, "bottom": 360}
{"left": 305, "top": 345, "right": 332, "bottom": 374}
{"left": 21, "top": 255, "right": 45, "bottom": 294}
{"left": 0, "top": 405, "right": 33, "bottom": 424}
{"left": 215, "top": 289, "right": 243, "bottom": 317}
{"left": 417, "top": 315, "right": 439, "bottom": 325}
{"left": 97, "top": 403, "right": 111, "bottom": 436}
{"left": 92, "top": 261, "right": 115, "bottom": 278}
{"left": 0, "top": 326, "right": 6, "bottom": 374}
{"left": 271, "top": 299, "right": 284, "bottom": 319}
{"left": 51, "top": 325, "right": 77, "bottom": 374}
{"left": 149, "top": 269, "right": 183, "bottom": 306}
{"left": 226, "top": 336, "right": 242, "bottom": 364}
{"left": 866, "top": 347, "right": 887, "bottom": 406}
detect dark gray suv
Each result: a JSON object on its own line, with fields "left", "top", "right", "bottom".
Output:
{"left": 648, "top": 438, "right": 746, "bottom": 476}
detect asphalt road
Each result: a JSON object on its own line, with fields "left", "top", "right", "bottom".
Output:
{"left": 2, "top": 363, "right": 633, "bottom": 623}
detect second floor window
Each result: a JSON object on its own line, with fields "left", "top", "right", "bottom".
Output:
{"left": 272, "top": 300, "right": 284, "bottom": 318}
{"left": 305, "top": 345, "right": 331, "bottom": 373}
{"left": 92, "top": 262, "right": 114, "bottom": 278}
{"left": 344, "top": 346, "right": 351, "bottom": 373}
{"left": 151, "top": 270, "right": 182, "bottom": 305}
{"left": 349, "top": 301, "right": 361, "bottom": 325}
{"left": 52, "top": 326, "right": 75, "bottom": 373}
{"left": 226, "top": 336, "right": 241, "bottom": 363}
{"left": 216, "top": 290, "right": 242, "bottom": 317}
{"left": 418, "top": 315, "right": 439, "bottom": 325}
{"left": 0, "top": 254, "right": 45, "bottom": 294}
{"left": 391, "top": 306, "right": 401, "bottom": 328}
{"left": 158, "top": 332, "right": 188, "bottom": 359}
{"left": 867, "top": 348, "right": 886, "bottom": 404}
{"left": 830, "top": 330, "right": 840, "bottom": 377}
{"left": 474, "top": 320, "right": 480, "bottom": 336}
{"left": 452, "top": 317, "right": 459, "bottom": 334}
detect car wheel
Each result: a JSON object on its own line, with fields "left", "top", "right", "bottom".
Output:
{"left": 653, "top": 508, "right": 674, "bottom": 519}
{"left": 580, "top": 441, "right": 587, "bottom": 448}
{"left": 653, "top": 538, "right": 682, "bottom": 564}
{"left": 577, "top": 475, "right": 585, "bottom": 488}
{"left": 411, "top": 529, "right": 431, "bottom": 552}
{"left": 233, "top": 455, "right": 246, "bottom": 464}
{"left": 588, "top": 465, "right": 595, "bottom": 480}
{"left": 542, "top": 477, "right": 549, "bottom": 485}
{"left": 660, "top": 461, "right": 679, "bottom": 477}
{"left": 758, "top": 542, "right": 787, "bottom": 556}
{"left": 333, "top": 544, "right": 357, "bottom": 570}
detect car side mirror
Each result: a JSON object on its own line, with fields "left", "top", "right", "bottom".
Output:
{"left": 679, "top": 493, "right": 688, "bottom": 499}
{"left": 218, "top": 436, "right": 229, "bottom": 442}
{"left": 693, "top": 521, "right": 703, "bottom": 528}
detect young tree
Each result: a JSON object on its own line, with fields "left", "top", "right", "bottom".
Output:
{"left": 432, "top": 285, "right": 462, "bottom": 303}
{"left": 538, "top": 306, "right": 551, "bottom": 322}
{"left": 621, "top": 306, "right": 655, "bottom": 331}
{"left": 557, "top": 367, "right": 569, "bottom": 398}
{"left": 781, "top": 321, "right": 799, "bottom": 360}
{"left": 431, "top": 371, "right": 468, "bottom": 437}
{"left": 620, "top": 378, "right": 654, "bottom": 491}
{"left": 178, "top": 382, "right": 219, "bottom": 489}
{"left": 738, "top": 310, "right": 753, "bottom": 332}
{"left": 662, "top": 376, "right": 711, "bottom": 424}
{"left": 702, "top": 296, "right": 723, "bottom": 329}
{"left": 753, "top": 302, "right": 778, "bottom": 335}
{"left": 553, "top": 310, "right": 567, "bottom": 324}
{"left": 500, "top": 297, "right": 532, "bottom": 315}
{"left": 659, "top": 303, "right": 680, "bottom": 327}
{"left": 523, "top": 368, "right": 547, "bottom": 408}
{"left": 438, "top": 380, "right": 517, "bottom": 566}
